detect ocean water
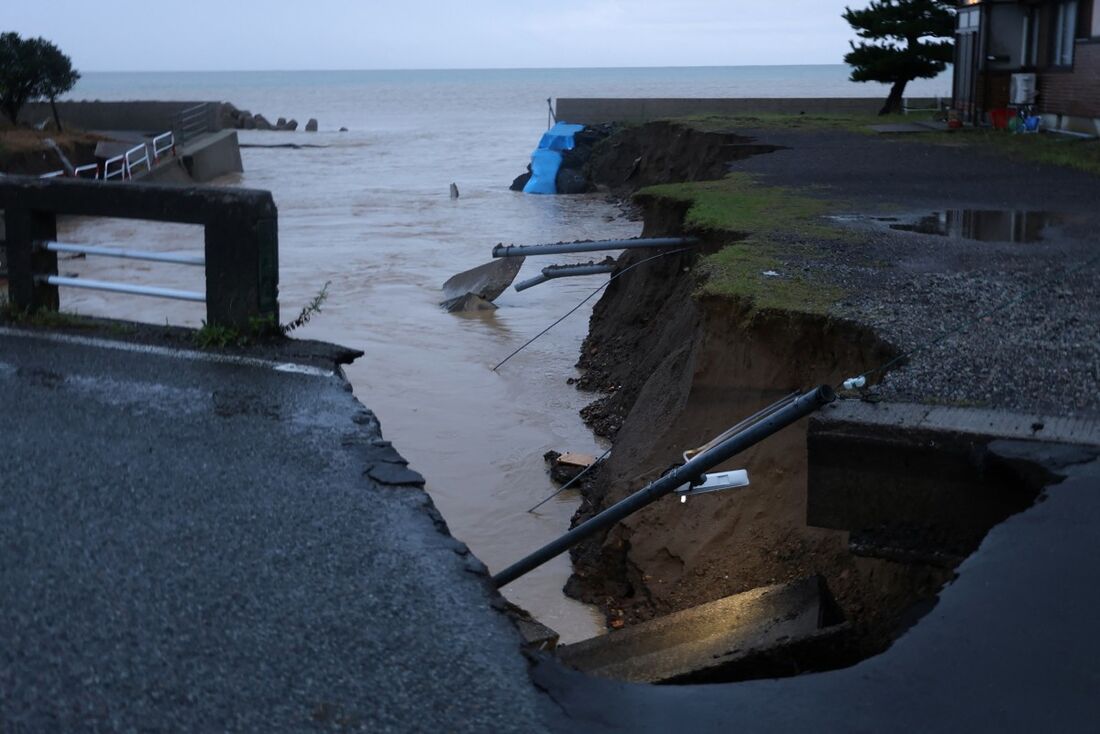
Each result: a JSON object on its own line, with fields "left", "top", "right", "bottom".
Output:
{"left": 56, "top": 66, "right": 950, "bottom": 642}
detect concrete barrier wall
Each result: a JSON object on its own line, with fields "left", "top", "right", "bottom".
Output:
{"left": 555, "top": 98, "right": 939, "bottom": 125}
{"left": 18, "top": 101, "right": 210, "bottom": 133}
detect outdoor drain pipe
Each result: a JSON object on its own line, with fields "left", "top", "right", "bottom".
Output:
{"left": 514, "top": 262, "right": 618, "bottom": 292}
{"left": 492, "top": 237, "right": 698, "bottom": 259}
{"left": 492, "top": 385, "right": 836, "bottom": 588}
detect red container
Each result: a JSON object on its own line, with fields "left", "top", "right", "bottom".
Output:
{"left": 990, "top": 108, "right": 1011, "bottom": 130}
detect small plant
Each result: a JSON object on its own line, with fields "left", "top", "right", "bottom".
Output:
{"left": 194, "top": 322, "right": 242, "bottom": 349}
{"left": 281, "top": 281, "right": 331, "bottom": 335}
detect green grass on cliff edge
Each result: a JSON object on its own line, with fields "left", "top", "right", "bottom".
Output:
{"left": 636, "top": 173, "right": 846, "bottom": 315}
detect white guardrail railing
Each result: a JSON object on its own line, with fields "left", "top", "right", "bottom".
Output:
{"left": 38, "top": 240, "right": 207, "bottom": 303}
{"left": 124, "top": 144, "right": 151, "bottom": 177}
{"left": 38, "top": 130, "right": 176, "bottom": 182}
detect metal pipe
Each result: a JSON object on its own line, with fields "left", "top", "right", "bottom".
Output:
{"left": 45, "top": 241, "right": 205, "bottom": 267}
{"left": 42, "top": 275, "right": 205, "bottom": 303}
{"left": 514, "top": 263, "right": 617, "bottom": 292}
{"left": 493, "top": 237, "right": 698, "bottom": 259}
{"left": 492, "top": 385, "right": 835, "bottom": 588}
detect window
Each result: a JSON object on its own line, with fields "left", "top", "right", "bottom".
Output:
{"left": 1051, "top": 0, "right": 1078, "bottom": 67}
{"left": 957, "top": 7, "right": 981, "bottom": 32}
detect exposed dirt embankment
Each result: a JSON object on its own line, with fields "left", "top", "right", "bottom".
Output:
{"left": 0, "top": 129, "right": 101, "bottom": 176}
{"left": 566, "top": 123, "right": 957, "bottom": 659}
{"left": 585, "top": 120, "right": 784, "bottom": 193}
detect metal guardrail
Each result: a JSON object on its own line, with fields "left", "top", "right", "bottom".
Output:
{"left": 125, "top": 144, "right": 151, "bottom": 177}
{"left": 103, "top": 154, "right": 128, "bottom": 181}
{"left": 175, "top": 102, "right": 215, "bottom": 145}
{"left": 1, "top": 178, "right": 280, "bottom": 329}
{"left": 73, "top": 163, "right": 99, "bottom": 180}
{"left": 46, "top": 241, "right": 206, "bottom": 267}
{"left": 152, "top": 131, "right": 175, "bottom": 161}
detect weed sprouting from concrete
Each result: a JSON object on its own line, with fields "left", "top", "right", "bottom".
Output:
{"left": 281, "top": 281, "right": 331, "bottom": 336}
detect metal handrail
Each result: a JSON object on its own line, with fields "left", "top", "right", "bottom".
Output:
{"left": 103, "top": 154, "right": 127, "bottom": 181}
{"left": 40, "top": 275, "right": 205, "bottom": 303}
{"left": 73, "top": 163, "right": 99, "bottom": 180}
{"left": 125, "top": 144, "right": 150, "bottom": 177}
{"left": 45, "top": 241, "right": 205, "bottom": 267}
{"left": 152, "top": 131, "right": 175, "bottom": 161}
{"left": 39, "top": 170, "right": 65, "bottom": 179}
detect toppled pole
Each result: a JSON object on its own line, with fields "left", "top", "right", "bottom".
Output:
{"left": 492, "top": 385, "right": 836, "bottom": 588}
{"left": 493, "top": 237, "right": 698, "bottom": 259}
{"left": 514, "top": 262, "right": 617, "bottom": 292}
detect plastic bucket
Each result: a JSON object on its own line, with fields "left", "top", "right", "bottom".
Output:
{"left": 991, "top": 108, "right": 1011, "bottom": 130}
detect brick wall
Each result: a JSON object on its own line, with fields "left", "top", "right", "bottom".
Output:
{"left": 1040, "top": 42, "right": 1100, "bottom": 118}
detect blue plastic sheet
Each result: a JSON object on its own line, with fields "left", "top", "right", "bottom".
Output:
{"left": 523, "top": 122, "right": 586, "bottom": 195}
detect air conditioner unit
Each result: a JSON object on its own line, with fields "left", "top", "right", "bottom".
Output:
{"left": 1011, "top": 73, "right": 1038, "bottom": 105}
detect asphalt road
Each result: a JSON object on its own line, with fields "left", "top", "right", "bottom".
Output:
{"left": 0, "top": 326, "right": 557, "bottom": 732}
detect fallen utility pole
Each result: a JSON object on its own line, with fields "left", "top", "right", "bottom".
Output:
{"left": 514, "top": 262, "right": 617, "bottom": 292}
{"left": 493, "top": 385, "right": 836, "bottom": 588}
{"left": 493, "top": 237, "right": 697, "bottom": 259}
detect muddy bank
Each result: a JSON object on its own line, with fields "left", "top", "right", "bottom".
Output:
{"left": 567, "top": 219, "right": 926, "bottom": 657}
{"left": 0, "top": 129, "right": 101, "bottom": 176}
{"left": 557, "top": 119, "right": 1099, "bottom": 664}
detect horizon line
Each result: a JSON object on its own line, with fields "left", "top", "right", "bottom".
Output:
{"left": 75, "top": 62, "right": 856, "bottom": 75}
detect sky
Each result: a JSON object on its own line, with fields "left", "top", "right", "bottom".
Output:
{"left": 5, "top": 1, "right": 871, "bottom": 72}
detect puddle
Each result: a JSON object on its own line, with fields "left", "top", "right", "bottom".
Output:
{"left": 887, "top": 210, "right": 1066, "bottom": 243}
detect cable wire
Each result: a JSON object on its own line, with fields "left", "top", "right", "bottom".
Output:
{"left": 492, "top": 247, "right": 696, "bottom": 372}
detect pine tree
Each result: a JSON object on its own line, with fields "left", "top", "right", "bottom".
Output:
{"left": 843, "top": 0, "right": 955, "bottom": 116}
{"left": 0, "top": 33, "right": 80, "bottom": 130}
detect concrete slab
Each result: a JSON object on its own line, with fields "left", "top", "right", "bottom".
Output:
{"left": 556, "top": 577, "right": 841, "bottom": 684}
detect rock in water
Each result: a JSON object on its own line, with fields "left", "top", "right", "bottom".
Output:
{"left": 285, "top": 119, "right": 299, "bottom": 131}
{"left": 253, "top": 114, "right": 274, "bottom": 131}
{"left": 276, "top": 117, "right": 287, "bottom": 128}
{"left": 305, "top": 118, "right": 319, "bottom": 132}
{"left": 450, "top": 183, "right": 460, "bottom": 199}
{"left": 441, "top": 256, "right": 526, "bottom": 304}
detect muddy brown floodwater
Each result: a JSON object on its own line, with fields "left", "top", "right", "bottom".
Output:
{"left": 53, "top": 132, "right": 643, "bottom": 643}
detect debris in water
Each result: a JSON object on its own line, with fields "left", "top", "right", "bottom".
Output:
{"left": 544, "top": 450, "right": 597, "bottom": 484}
{"left": 441, "top": 293, "right": 498, "bottom": 313}
{"left": 441, "top": 256, "right": 526, "bottom": 311}
{"left": 450, "top": 183, "right": 460, "bottom": 199}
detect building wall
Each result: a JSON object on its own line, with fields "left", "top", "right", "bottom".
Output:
{"left": 1040, "top": 41, "right": 1100, "bottom": 118}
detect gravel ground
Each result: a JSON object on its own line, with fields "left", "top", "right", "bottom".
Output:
{"left": 729, "top": 128, "right": 1100, "bottom": 417}
{"left": 0, "top": 328, "right": 556, "bottom": 732}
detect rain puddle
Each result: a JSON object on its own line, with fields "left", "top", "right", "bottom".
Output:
{"left": 840, "top": 210, "right": 1068, "bottom": 243}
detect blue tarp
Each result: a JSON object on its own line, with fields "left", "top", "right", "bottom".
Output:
{"left": 523, "top": 122, "right": 585, "bottom": 195}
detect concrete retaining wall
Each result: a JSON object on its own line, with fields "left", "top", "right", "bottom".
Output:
{"left": 18, "top": 101, "right": 210, "bottom": 134}
{"left": 554, "top": 97, "right": 939, "bottom": 125}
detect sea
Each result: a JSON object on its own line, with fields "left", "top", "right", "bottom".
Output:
{"left": 58, "top": 66, "right": 950, "bottom": 642}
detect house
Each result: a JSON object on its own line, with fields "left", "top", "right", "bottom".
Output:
{"left": 954, "top": 0, "right": 1100, "bottom": 133}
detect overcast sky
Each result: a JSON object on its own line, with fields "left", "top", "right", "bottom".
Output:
{"left": 6, "top": 1, "right": 871, "bottom": 72}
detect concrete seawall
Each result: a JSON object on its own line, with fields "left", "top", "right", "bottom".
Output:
{"left": 19, "top": 101, "right": 213, "bottom": 134}
{"left": 555, "top": 97, "right": 938, "bottom": 125}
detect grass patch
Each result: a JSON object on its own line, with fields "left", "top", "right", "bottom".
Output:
{"left": 0, "top": 302, "right": 97, "bottom": 329}
{"left": 637, "top": 173, "right": 837, "bottom": 238}
{"left": 941, "top": 129, "right": 1100, "bottom": 176}
{"left": 698, "top": 241, "right": 843, "bottom": 315}
{"left": 636, "top": 173, "right": 848, "bottom": 315}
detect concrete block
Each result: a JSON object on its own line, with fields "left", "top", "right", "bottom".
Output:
{"left": 556, "top": 576, "right": 844, "bottom": 684}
